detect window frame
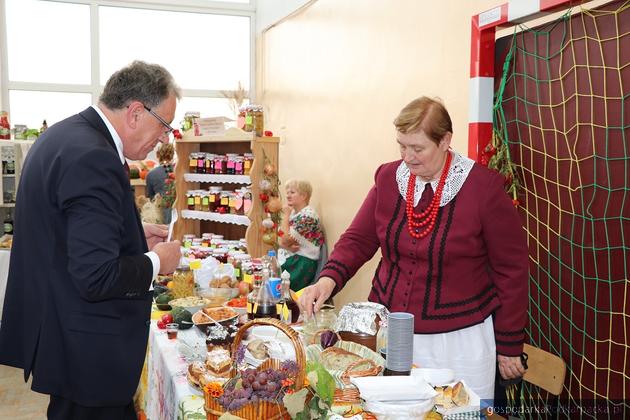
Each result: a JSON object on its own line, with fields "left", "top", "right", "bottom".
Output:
{"left": 0, "top": 0, "right": 256, "bottom": 113}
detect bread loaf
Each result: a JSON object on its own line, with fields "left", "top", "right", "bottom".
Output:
{"left": 320, "top": 347, "right": 362, "bottom": 371}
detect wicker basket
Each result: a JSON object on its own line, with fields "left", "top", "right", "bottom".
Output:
{"left": 306, "top": 340, "right": 384, "bottom": 405}
{"left": 204, "top": 318, "right": 306, "bottom": 420}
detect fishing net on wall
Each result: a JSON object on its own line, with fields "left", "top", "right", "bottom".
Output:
{"left": 490, "top": 1, "right": 629, "bottom": 418}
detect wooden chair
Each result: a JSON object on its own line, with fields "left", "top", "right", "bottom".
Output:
{"left": 522, "top": 343, "right": 566, "bottom": 396}
{"left": 486, "top": 344, "right": 566, "bottom": 419}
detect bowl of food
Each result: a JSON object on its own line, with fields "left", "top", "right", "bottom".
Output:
{"left": 192, "top": 306, "right": 239, "bottom": 334}
{"left": 224, "top": 295, "right": 248, "bottom": 316}
{"left": 169, "top": 296, "right": 213, "bottom": 315}
{"left": 154, "top": 292, "right": 174, "bottom": 311}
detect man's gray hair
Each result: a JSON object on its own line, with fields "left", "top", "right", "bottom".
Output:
{"left": 99, "top": 60, "right": 181, "bottom": 110}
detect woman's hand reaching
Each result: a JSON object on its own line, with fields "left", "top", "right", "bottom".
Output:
{"left": 298, "top": 277, "right": 336, "bottom": 318}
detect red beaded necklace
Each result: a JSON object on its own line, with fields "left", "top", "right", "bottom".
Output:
{"left": 405, "top": 152, "right": 452, "bottom": 239}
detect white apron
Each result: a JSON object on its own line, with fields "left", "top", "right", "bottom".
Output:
{"left": 412, "top": 316, "right": 496, "bottom": 401}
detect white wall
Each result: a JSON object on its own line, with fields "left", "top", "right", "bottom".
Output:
{"left": 258, "top": 0, "right": 501, "bottom": 307}
{"left": 255, "top": 0, "right": 312, "bottom": 33}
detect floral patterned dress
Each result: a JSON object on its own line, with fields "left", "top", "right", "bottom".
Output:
{"left": 278, "top": 206, "right": 324, "bottom": 291}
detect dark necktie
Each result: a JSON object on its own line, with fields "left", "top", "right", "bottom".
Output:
{"left": 417, "top": 182, "right": 434, "bottom": 211}
{"left": 123, "top": 161, "right": 130, "bottom": 179}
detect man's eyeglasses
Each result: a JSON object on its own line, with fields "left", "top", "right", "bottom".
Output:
{"left": 143, "top": 105, "right": 174, "bottom": 137}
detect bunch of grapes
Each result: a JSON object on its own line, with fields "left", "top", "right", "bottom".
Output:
{"left": 217, "top": 368, "right": 290, "bottom": 411}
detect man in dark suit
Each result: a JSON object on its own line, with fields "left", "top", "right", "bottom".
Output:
{"left": 0, "top": 61, "right": 182, "bottom": 420}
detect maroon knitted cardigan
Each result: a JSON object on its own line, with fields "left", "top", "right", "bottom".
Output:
{"left": 319, "top": 159, "right": 529, "bottom": 356}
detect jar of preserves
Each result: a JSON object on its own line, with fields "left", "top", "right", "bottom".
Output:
{"left": 234, "top": 156, "right": 244, "bottom": 175}
{"left": 206, "top": 153, "right": 214, "bottom": 174}
{"left": 242, "top": 188, "right": 252, "bottom": 215}
{"left": 197, "top": 153, "right": 206, "bottom": 174}
{"left": 183, "top": 111, "right": 199, "bottom": 132}
{"left": 243, "top": 153, "right": 253, "bottom": 175}
{"left": 226, "top": 154, "right": 237, "bottom": 175}
{"left": 186, "top": 191, "right": 195, "bottom": 210}
{"left": 210, "top": 235, "right": 224, "bottom": 248}
{"left": 217, "top": 191, "right": 230, "bottom": 214}
{"left": 235, "top": 254, "right": 251, "bottom": 281}
{"left": 189, "top": 153, "right": 197, "bottom": 173}
{"left": 212, "top": 248, "right": 228, "bottom": 264}
{"left": 208, "top": 186, "right": 221, "bottom": 212}
{"left": 228, "top": 192, "right": 238, "bottom": 215}
{"left": 237, "top": 106, "right": 247, "bottom": 129}
{"left": 254, "top": 105, "right": 264, "bottom": 137}
{"left": 243, "top": 105, "right": 254, "bottom": 132}
{"left": 194, "top": 191, "right": 203, "bottom": 211}
{"left": 172, "top": 265, "right": 195, "bottom": 298}
{"left": 241, "top": 261, "right": 254, "bottom": 285}
{"left": 214, "top": 155, "right": 226, "bottom": 174}
{"left": 183, "top": 233, "right": 195, "bottom": 248}
{"left": 201, "top": 191, "right": 210, "bottom": 212}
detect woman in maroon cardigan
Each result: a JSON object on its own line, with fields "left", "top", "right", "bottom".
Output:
{"left": 299, "top": 96, "right": 528, "bottom": 400}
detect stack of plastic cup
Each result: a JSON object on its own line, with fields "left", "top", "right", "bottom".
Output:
{"left": 385, "top": 312, "right": 414, "bottom": 375}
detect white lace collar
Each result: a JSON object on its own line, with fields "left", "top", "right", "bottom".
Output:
{"left": 396, "top": 151, "right": 474, "bottom": 207}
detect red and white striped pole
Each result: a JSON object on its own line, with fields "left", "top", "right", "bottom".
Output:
{"left": 468, "top": 0, "right": 579, "bottom": 162}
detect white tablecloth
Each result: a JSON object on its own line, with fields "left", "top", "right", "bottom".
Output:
{"left": 0, "top": 249, "right": 10, "bottom": 323}
{"left": 145, "top": 322, "right": 207, "bottom": 420}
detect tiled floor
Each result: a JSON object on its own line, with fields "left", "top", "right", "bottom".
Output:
{"left": 0, "top": 365, "right": 48, "bottom": 419}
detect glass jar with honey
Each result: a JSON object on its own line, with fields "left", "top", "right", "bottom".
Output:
{"left": 243, "top": 153, "right": 253, "bottom": 175}
{"left": 172, "top": 264, "right": 195, "bottom": 298}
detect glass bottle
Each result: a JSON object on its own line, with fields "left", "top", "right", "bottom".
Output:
{"left": 247, "top": 274, "right": 262, "bottom": 320}
{"left": 278, "top": 271, "right": 300, "bottom": 324}
{"left": 376, "top": 319, "right": 388, "bottom": 359}
{"left": 40, "top": 120, "right": 48, "bottom": 134}
{"left": 253, "top": 269, "right": 279, "bottom": 319}
{"left": 264, "top": 250, "right": 282, "bottom": 300}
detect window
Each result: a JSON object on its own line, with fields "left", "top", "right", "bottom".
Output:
{"left": 1, "top": 0, "right": 253, "bottom": 129}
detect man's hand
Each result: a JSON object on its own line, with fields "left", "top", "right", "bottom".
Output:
{"left": 298, "top": 277, "right": 336, "bottom": 318}
{"left": 497, "top": 354, "right": 527, "bottom": 380}
{"left": 143, "top": 223, "right": 168, "bottom": 250}
{"left": 153, "top": 240, "right": 181, "bottom": 274}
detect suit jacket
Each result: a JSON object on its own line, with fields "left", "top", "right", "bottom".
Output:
{"left": 0, "top": 107, "right": 154, "bottom": 406}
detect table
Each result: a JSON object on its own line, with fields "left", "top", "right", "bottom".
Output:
{"left": 141, "top": 319, "right": 207, "bottom": 420}
{"left": 0, "top": 249, "right": 11, "bottom": 323}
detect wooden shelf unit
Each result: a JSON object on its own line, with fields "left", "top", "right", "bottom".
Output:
{"left": 172, "top": 129, "right": 279, "bottom": 258}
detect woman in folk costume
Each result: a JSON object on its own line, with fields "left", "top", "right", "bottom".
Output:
{"left": 299, "top": 96, "right": 529, "bottom": 400}
{"left": 278, "top": 179, "right": 325, "bottom": 291}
